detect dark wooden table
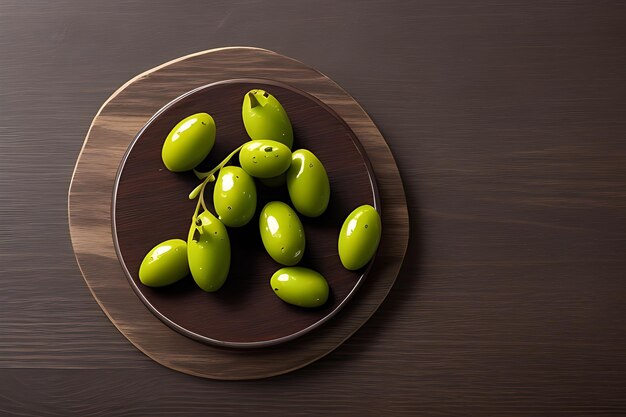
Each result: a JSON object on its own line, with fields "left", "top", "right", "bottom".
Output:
{"left": 1, "top": 1, "right": 625, "bottom": 415}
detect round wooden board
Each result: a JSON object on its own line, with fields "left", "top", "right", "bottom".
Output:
{"left": 68, "top": 47, "right": 408, "bottom": 380}
{"left": 114, "top": 79, "right": 380, "bottom": 348}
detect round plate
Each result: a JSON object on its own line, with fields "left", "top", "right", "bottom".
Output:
{"left": 112, "top": 78, "right": 379, "bottom": 348}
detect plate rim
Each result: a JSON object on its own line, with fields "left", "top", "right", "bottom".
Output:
{"left": 111, "top": 77, "right": 381, "bottom": 348}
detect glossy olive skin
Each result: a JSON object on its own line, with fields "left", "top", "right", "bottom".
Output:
{"left": 162, "top": 113, "right": 215, "bottom": 172}
{"left": 338, "top": 205, "right": 381, "bottom": 270}
{"left": 139, "top": 239, "right": 189, "bottom": 287}
{"left": 242, "top": 89, "right": 293, "bottom": 149}
{"left": 213, "top": 166, "right": 257, "bottom": 227}
{"left": 286, "top": 149, "right": 330, "bottom": 217}
{"left": 259, "top": 201, "right": 305, "bottom": 266}
{"left": 270, "top": 267, "right": 329, "bottom": 308}
{"left": 239, "top": 140, "right": 292, "bottom": 179}
{"left": 187, "top": 211, "right": 230, "bottom": 292}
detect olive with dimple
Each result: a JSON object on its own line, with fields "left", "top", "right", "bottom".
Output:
{"left": 187, "top": 211, "right": 230, "bottom": 292}
{"left": 270, "top": 267, "right": 329, "bottom": 308}
{"left": 286, "top": 149, "right": 330, "bottom": 217}
{"left": 213, "top": 166, "right": 257, "bottom": 227}
{"left": 338, "top": 205, "right": 381, "bottom": 270}
{"left": 161, "top": 113, "right": 215, "bottom": 172}
{"left": 259, "top": 201, "right": 305, "bottom": 266}
{"left": 242, "top": 89, "right": 293, "bottom": 149}
{"left": 139, "top": 239, "right": 189, "bottom": 287}
{"left": 239, "top": 140, "right": 291, "bottom": 179}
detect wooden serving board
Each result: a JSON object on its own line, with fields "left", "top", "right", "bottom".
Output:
{"left": 68, "top": 47, "right": 408, "bottom": 379}
{"left": 114, "top": 79, "right": 380, "bottom": 348}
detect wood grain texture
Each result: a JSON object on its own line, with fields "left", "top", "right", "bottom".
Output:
{"left": 2, "top": 0, "right": 626, "bottom": 415}
{"left": 69, "top": 47, "right": 408, "bottom": 378}
{"left": 114, "top": 79, "right": 381, "bottom": 347}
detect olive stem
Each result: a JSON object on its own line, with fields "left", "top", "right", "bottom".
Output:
{"left": 192, "top": 189, "right": 203, "bottom": 223}
{"left": 193, "top": 144, "right": 245, "bottom": 180}
{"left": 191, "top": 176, "right": 210, "bottom": 221}
{"left": 188, "top": 182, "right": 203, "bottom": 200}
{"left": 200, "top": 189, "right": 208, "bottom": 213}
{"left": 189, "top": 142, "right": 245, "bottom": 233}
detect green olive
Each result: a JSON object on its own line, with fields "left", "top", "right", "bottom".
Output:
{"left": 213, "top": 166, "right": 257, "bottom": 227}
{"left": 239, "top": 140, "right": 291, "bottom": 179}
{"left": 338, "top": 205, "right": 381, "bottom": 270}
{"left": 187, "top": 211, "right": 230, "bottom": 292}
{"left": 242, "top": 89, "right": 293, "bottom": 149}
{"left": 270, "top": 267, "right": 329, "bottom": 308}
{"left": 162, "top": 113, "right": 215, "bottom": 172}
{"left": 259, "top": 201, "right": 305, "bottom": 266}
{"left": 286, "top": 149, "right": 330, "bottom": 217}
{"left": 138, "top": 239, "right": 189, "bottom": 287}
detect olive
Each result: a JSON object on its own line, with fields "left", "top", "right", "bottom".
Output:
{"left": 187, "top": 211, "right": 230, "bottom": 292}
{"left": 242, "top": 89, "right": 293, "bottom": 149}
{"left": 338, "top": 205, "right": 381, "bottom": 270}
{"left": 270, "top": 267, "right": 329, "bottom": 308}
{"left": 286, "top": 149, "right": 330, "bottom": 217}
{"left": 239, "top": 140, "right": 291, "bottom": 179}
{"left": 161, "top": 113, "right": 215, "bottom": 172}
{"left": 259, "top": 201, "right": 305, "bottom": 266}
{"left": 213, "top": 166, "right": 257, "bottom": 227}
{"left": 138, "top": 239, "right": 189, "bottom": 287}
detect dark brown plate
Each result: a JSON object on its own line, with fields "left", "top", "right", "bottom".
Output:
{"left": 112, "top": 78, "right": 379, "bottom": 348}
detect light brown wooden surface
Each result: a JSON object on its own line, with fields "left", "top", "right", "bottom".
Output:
{"left": 68, "top": 47, "right": 408, "bottom": 379}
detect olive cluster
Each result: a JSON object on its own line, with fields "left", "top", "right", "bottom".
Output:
{"left": 139, "top": 89, "right": 381, "bottom": 308}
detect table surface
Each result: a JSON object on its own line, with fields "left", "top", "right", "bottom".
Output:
{"left": 1, "top": 1, "right": 625, "bottom": 415}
